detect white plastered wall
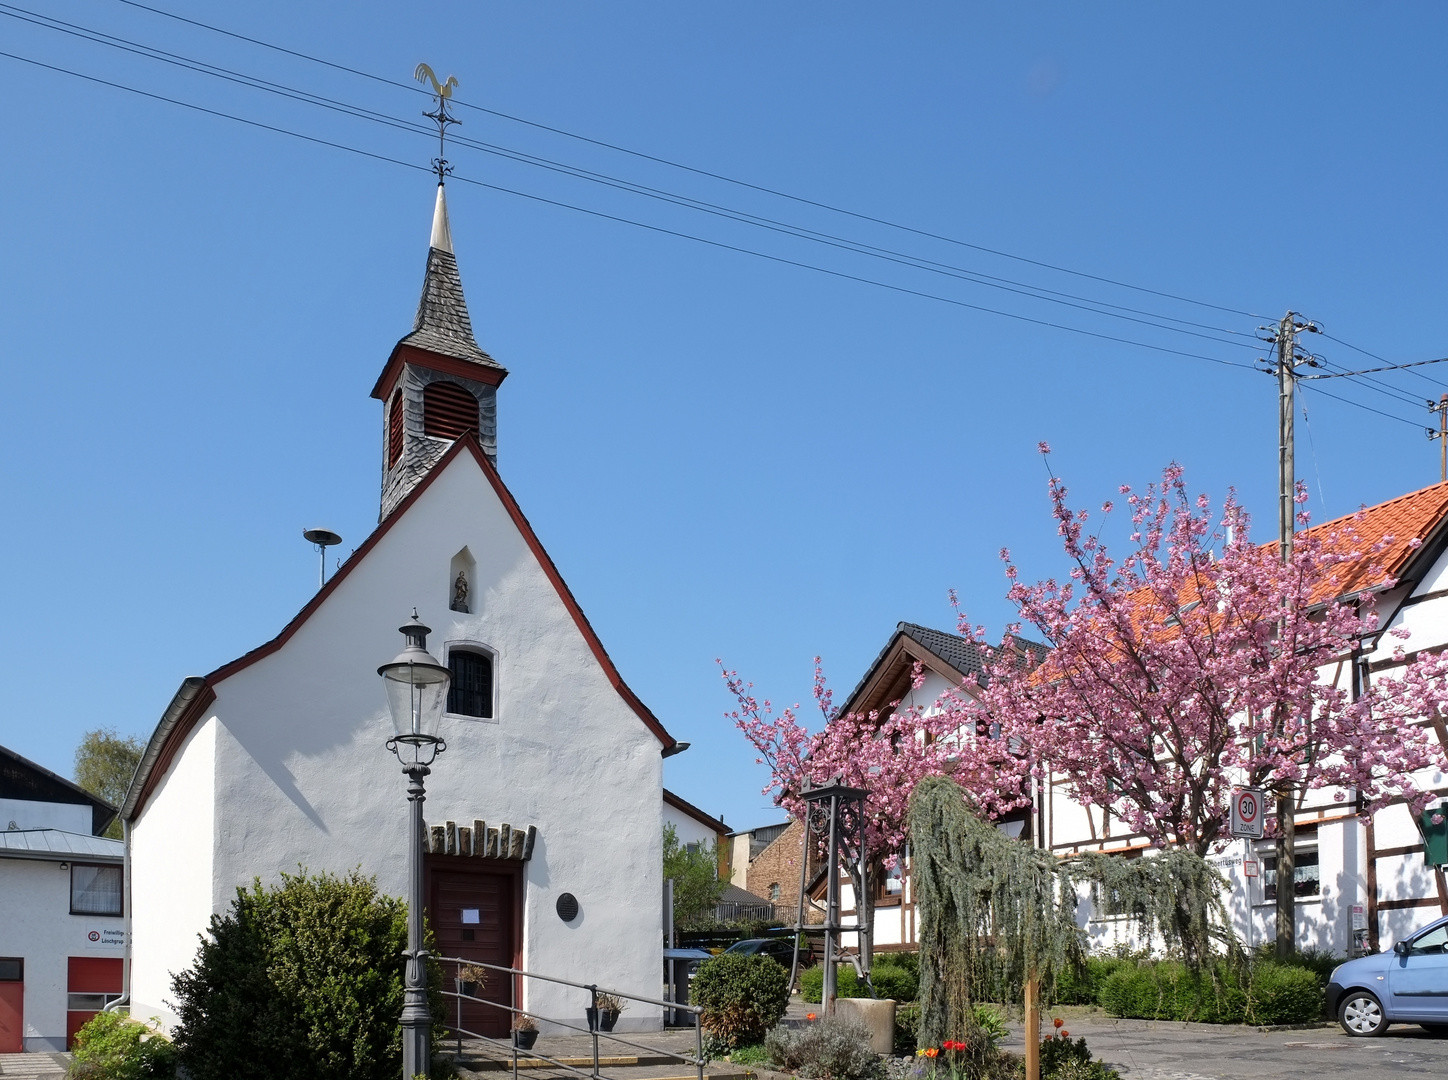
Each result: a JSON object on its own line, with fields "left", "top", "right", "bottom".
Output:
{"left": 128, "top": 717, "right": 218, "bottom": 1028}
{"left": 0, "top": 800, "right": 92, "bottom": 834}
{"left": 176, "top": 451, "right": 665, "bottom": 1032}
{"left": 0, "top": 857, "right": 126, "bottom": 1051}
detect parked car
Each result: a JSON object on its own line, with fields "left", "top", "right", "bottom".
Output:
{"left": 724, "top": 937, "right": 803, "bottom": 968}
{"left": 1327, "top": 914, "right": 1448, "bottom": 1036}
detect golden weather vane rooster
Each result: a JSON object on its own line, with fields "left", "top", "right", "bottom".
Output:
{"left": 414, "top": 63, "right": 461, "bottom": 180}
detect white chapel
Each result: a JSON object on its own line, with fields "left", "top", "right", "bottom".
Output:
{"left": 122, "top": 183, "right": 679, "bottom": 1035}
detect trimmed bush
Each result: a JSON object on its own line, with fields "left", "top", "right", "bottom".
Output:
{"left": 1097, "top": 960, "right": 1320, "bottom": 1026}
{"left": 764, "top": 1015, "right": 885, "bottom": 1080}
{"left": 692, "top": 953, "right": 791, "bottom": 1049}
{"left": 169, "top": 868, "right": 451, "bottom": 1080}
{"left": 800, "top": 955, "right": 918, "bottom": 1004}
{"left": 1246, "top": 964, "right": 1323, "bottom": 1026}
{"left": 69, "top": 1013, "right": 177, "bottom": 1080}
{"left": 1054, "top": 957, "right": 1132, "bottom": 1006}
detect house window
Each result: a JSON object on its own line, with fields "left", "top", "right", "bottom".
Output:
{"left": 0, "top": 958, "right": 21, "bottom": 981}
{"left": 70, "top": 865, "right": 122, "bottom": 916}
{"left": 447, "top": 649, "right": 494, "bottom": 718}
{"left": 1262, "top": 850, "right": 1320, "bottom": 900}
{"left": 387, "top": 391, "right": 404, "bottom": 468}
{"left": 423, "top": 382, "right": 477, "bottom": 440}
{"left": 769, "top": 883, "right": 781, "bottom": 902}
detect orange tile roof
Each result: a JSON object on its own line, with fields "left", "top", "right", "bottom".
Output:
{"left": 1297, "top": 481, "right": 1448, "bottom": 601}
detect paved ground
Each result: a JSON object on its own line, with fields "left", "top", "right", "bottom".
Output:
{"left": 999, "top": 1009, "right": 1448, "bottom": 1079}
{"left": 0, "top": 1054, "right": 67, "bottom": 1079}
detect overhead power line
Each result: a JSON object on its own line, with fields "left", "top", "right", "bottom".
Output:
{"left": 0, "top": 45, "right": 1263, "bottom": 373}
{"left": 1, "top": 2, "right": 1262, "bottom": 353}
{"left": 108, "top": 0, "right": 1270, "bottom": 322}
{"left": 1302, "top": 354, "right": 1448, "bottom": 380}
{"left": 6, "top": 9, "right": 1439, "bottom": 435}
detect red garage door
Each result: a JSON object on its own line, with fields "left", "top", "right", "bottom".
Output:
{"left": 0, "top": 958, "right": 22, "bottom": 1053}
{"left": 67, "top": 957, "right": 123, "bottom": 1048}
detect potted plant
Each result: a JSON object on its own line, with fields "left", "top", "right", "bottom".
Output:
{"left": 456, "top": 963, "right": 489, "bottom": 999}
{"left": 511, "top": 1013, "right": 539, "bottom": 1050}
{"left": 595, "top": 993, "right": 625, "bottom": 1032}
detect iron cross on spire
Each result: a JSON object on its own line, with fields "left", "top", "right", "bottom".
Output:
{"left": 414, "top": 63, "right": 460, "bottom": 181}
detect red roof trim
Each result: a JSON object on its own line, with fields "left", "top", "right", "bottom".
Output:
{"left": 129, "top": 683, "right": 217, "bottom": 819}
{"left": 204, "top": 433, "right": 674, "bottom": 751}
{"left": 370, "top": 344, "right": 508, "bottom": 401}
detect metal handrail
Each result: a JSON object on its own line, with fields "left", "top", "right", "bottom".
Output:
{"left": 436, "top": 954, "right": 704, "bottom": 1080}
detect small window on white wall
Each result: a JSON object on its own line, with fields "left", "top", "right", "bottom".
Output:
{"left": 447, "top": 648, "right": 495, "bottom": 719}
{"left": 71, "top": 864, "right": 122, "bottom": 916}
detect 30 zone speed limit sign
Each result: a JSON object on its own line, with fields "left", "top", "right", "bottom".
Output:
{"left": 1230, "top": 787, "right": 1265, "bottom": 839}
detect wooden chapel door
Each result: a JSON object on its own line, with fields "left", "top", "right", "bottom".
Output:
{"left": 427, "top": 858, "right": 521, "bottom": 1039}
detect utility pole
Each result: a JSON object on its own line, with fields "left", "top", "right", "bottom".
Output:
{"left": 1263, "top": 310, "right": 1318, "bottom": 959}
{"left": 1429, "top": 395, "right": 1448, "bottom": 484}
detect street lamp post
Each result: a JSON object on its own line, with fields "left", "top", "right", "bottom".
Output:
{"left": 380, "top": 613, "right": 452, "bottom": 1080}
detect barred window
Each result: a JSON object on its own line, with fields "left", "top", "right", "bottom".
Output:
{"left": 71, "top": 864, "right": 123, "bottom": 916}
{"left": 447, "top": 650, "right": 494, "bottom": 719}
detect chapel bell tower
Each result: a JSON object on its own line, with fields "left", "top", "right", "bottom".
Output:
{"left": 370, "top": 183, "right": 508, "bottom": 519}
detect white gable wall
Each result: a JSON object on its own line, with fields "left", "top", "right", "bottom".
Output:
{"left": 130, "top": 716, "right": 217, "bottom": 1027}
{"left": 131, "top": 449, "right": 664, "bottom": 1031}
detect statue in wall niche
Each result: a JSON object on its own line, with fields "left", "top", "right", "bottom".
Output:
{"left": 451, "top": 570, "right": 470, "bottom": 613}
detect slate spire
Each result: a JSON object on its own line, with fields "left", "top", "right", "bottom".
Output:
{"left": 372, "top": 183, "right": 508, "bottom": 520}
{"left": 394, "top": 183, "right": 503, "bottom": 371}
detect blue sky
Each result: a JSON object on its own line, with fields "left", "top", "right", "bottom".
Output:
{"left": 3, "top": 2, "right": 1447, "bottom": 830}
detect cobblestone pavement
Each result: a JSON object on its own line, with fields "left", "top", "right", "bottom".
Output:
{"left": 0, "top": 1054, "right": 68, "bottom": 1078}
{"left": 1001, "top": 1012, "right": 1448, "bottom": 1079}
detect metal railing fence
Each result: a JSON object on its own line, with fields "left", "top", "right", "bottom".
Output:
{"left": 435, "top": 954, "right": 704, "bottom": 1080}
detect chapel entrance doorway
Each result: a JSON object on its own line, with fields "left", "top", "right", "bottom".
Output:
{"left": 426, "top": 858, "right": 522, "bottom": 1040}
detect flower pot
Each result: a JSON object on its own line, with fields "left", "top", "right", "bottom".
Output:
{"left": 456, "top": 980, "right": 478, "bottom": 999}
{"left": 599, "top": 1009, "right": 620, "bottom": 1032}
{"left": 513, "top": 1029, "right": 539, "bottom": 1050}
{"left": 585, "top": 1007, "right": 599, "bottom": 1031}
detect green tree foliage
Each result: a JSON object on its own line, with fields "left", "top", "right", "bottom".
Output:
{"left": 74, "top": 728, "right": 144, "bottom": 838}
{"left": 691, "top": 953, "right": 790, "bottom": 1048}
{"left": 169, "top": 869, "right": 450, "bottom": 1080}
{"left": 68, "top": 1012, "right": 177, "bottom": 1079}
{"left": 909, "top": 777, "right": 1233, "bottom": 1063}
{"left": 663, "top": 824, "right": 725, "bottom": 929}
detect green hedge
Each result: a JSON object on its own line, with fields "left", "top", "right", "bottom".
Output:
{"left": 799, "top": 953, "right": 919, "bottom": 1004}
{"left": 1098, "top": 960, "right": 1321, "bottom": 1026}
{"left": 1053, "top": 957, "right": 1135, "bottom": 1006}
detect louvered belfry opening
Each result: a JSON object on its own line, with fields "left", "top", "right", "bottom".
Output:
{"left": 387, "top": 391, "right": 404, "bottom": 469}
{"left": 424, "top": 381, "right": 478, "bottom": 440}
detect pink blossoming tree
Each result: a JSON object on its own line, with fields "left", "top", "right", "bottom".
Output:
{"left": 722, "top": 660, "right": 1033, "bottom": 970}
{"left": 969, "top": 451, "right": 1448, "bottom": 954}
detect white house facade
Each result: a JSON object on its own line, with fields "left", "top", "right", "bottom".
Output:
{"left": 0, "top": 745, "right": 125, "bottom": 1052}
{"left": 122, "top": 183, "right": 680, "bottom": 1037}
{"left": 825, "top": 489, "right": 1448, "bottom": 960}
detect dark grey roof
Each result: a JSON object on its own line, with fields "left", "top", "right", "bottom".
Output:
{"left": 718, "top": 883, "right": 772, "bottom": 906}
{"left": 395, "top": 246, "right": 504, "bottom": 371}
{"left": 841, "top": 621, "right": 1051, "bottom": 713}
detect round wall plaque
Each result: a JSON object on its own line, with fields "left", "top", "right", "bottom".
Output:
{"left": 556, "top": 892, "right": 579, "bottom": 922}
